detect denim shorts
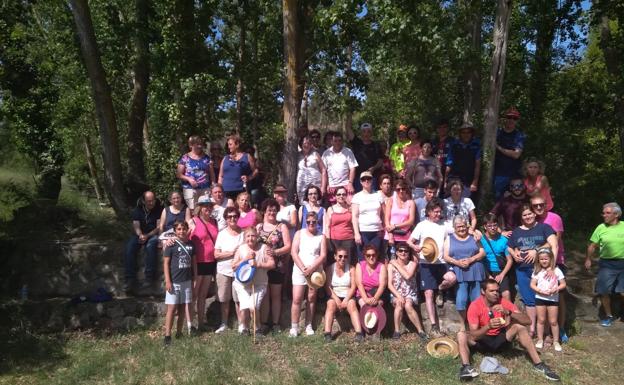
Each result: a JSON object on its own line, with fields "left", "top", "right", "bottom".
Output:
{"left": 595, "top": 259, "right": 624, "bottom": 295}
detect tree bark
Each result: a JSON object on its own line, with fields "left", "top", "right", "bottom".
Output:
{"left": 480, "top": 0, "right": 513, "bottom": 206}
{"left": 600, "top": 15, "right": 624, "bottom": 163}
{"left": 126, "top": 0, "right": 150, "bottom": 199}
{"left": 463, "top": 0, "right": 482, "bottom": 125}
{"left": 281, "top": 0, "right": 306, "bottom": 201}
{"left": 83, "top": 134, "right": 104, "bottom": 203}
{"left": 343, "top": 43, "right": 353, "bottom": 134}
{"left": 251, "top": 15, "right": 259, "bottom": 144}
{"left": 70, "top": 0, "right": 128, "bottom": 216}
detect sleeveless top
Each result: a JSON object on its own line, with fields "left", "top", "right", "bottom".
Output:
{"left": 237, "top": 209, "right": 257, "bottom": 230}
{"left": 258, "top": 222, "right": 286, "bottom": 270}
{"left": 448, "top": 234, "right": 486, "bottom": 283}
{"left": 297, "top": 230, "right": 323, "bottom": 267}
{"left": 357, "top": 260, "right": 382, "bottom": 297}
{"left": 330, "top": 263, "right": 351, "bottom": 298}
{"left": 296, "top": 151, "right": 322, "bottom": 198}
{"left": 391, "top": 261, "right": 418, "bottom": 299}
{"left": 329, "top": 208, "right": 354, "bottom": 240}
{"left": 301, "top": 203, "right": 325, "bottom": 233}
{"left": 524, "top": 175, "right": 554, "bottom": 211}
{"left": 164, "top": 205, "right": 187, "bottom": 232}
{"left": 384, "top": 193, "right": 411, "bottom": 241}
{"left": 178, "top": 153, "right": 211, "bottom": 189}
{"left": 190, "top": 217, "right": 219, "bottom": 264}
{"left": 222, "top": 152, "right": 252, "bottom": 192}
{"left": 238, "top": 244, "right": 268, "bottom": 286}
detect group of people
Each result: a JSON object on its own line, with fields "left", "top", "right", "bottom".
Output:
{"left": 121, "top": 108, "right": 624, "bottom": 382}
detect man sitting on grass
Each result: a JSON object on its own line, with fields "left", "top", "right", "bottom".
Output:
{"left": 456, "top": 279, "right": 560, "bottom": 381}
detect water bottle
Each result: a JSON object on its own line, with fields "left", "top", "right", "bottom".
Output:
{"left": 389, "top": 245, "right": 396, "bottom": 260}
{"left": 20, "top": 285, "right": 28, "bottom": 301}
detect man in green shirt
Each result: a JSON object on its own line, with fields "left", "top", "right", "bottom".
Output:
{"left": 585, "top": 202, "right": 624, "bottom": 327}
{"left": 389, "top": 124, "right": 410, "bottom": 177}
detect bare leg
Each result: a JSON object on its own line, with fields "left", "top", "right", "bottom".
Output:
{"left": 324, "top": 299, "right": 337, "bottom": 333}
{"left": 220, "top": 301, "right": 230, "bottom": 327}
{"left": 525, "top": 305, "right": 537, "bottom": 335}
{"left": 393, "top": 300, "right": 404, "bottom": 333}
{"left": 291, "top": 285, "right": 305, "bottom": 325}
{"left": 195, "top": 276, "right": 211, "bottom": 327}
{"left": 536, "top": 305, "right": 546, "bottom": 343}
{"left": 440, "top": 272, "right": 457, "bottom": 290}
{"left": 177, "top": 304, "right": 186, "bottom": 334}
{"left": 270, "top": 283, "right": 282, "bottom": 326}
{"left": 240, "top": 309, "right": 250, "bottom": 330}
{"left": 347, "top": 300, "right": 362, "bottom": 333}
{"left": 601, "top": 294, "right": 612, "bottom": 317}
{"left": 259, "top": 292, "right": 270, "bottom": 325}
{"left": 424, "top": 289, "right": 437, "bottom": 326}
{"left": 548, "top": 306, "right": 560, "bottom": 343}
{"left": 404, "top": 300, "right": 425, "bottom": 333}
{"left": 306, "top": 287, "right": 318, "bottom": 326}
{"left": 558, "top": 290, "right": 566, "bottom": 332}
{"left": 507, "top": 324, "right": 541, "bottom": 364}
{"left": 457, "top": 330, "right": 472, "bottom": 365}
{"left": 164, "top": 304, "right": 175, "bottom": 336}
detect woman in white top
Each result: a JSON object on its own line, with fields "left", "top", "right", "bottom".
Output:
{"left": 296, "top": 135, "right": 326, "bottom": 204}
{"left": 352, "top": 171, "right": 384, "bottom": 261}
{"left": 444, "top": 180, "right": 477, "bottom": 234}
{"left": 290, "top": 211, "right": 327, "bottom": 337}
{"left": 213, "top": 206, "right": 243, "bottom": 333}
{"left": 231, "top": 227, "right": 275, "bottom": 335}
{"left": 323, "top": 247, "right": 363, "bottom": 342}
{"left": 210, "top": 183, "right": 234, "bottom": 231}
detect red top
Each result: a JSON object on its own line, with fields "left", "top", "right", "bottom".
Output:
{"left": 467, "top": 296, "right": 518, "bottom": 336}
{"left": 190, "top": 217, "right": 218, "bottom": 263}
{"left": 329, "top": 209, "right": 354, "bottom": 240}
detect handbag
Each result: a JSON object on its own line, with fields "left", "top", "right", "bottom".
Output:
{"left": 481, "top": 230, "right": 508, "bottom": 273}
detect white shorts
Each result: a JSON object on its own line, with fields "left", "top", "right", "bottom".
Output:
{"left": 292, "top": 266, "right": 321, "bottom": 286}
{"left": 165, "top": 280, "right": 193, "bottom": 305}
{"left": 233, "top": 281, "right": 267, "bottom": 310}
{"left": 183, "top": 187, "right": 209, "bottom": 210}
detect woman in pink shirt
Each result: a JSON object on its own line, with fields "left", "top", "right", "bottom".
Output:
{"left": 355, "top": 245, "right": 388, "bottom": 307}
{"left": 384, "top": 179, "right": 417, "bottom": 250}
{"left": 235, "top": 192, "right": 258, "bottom": 230}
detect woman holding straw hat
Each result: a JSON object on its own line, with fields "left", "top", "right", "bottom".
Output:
{"left": 290, "top": 211, "right": 327, "bottom": 337}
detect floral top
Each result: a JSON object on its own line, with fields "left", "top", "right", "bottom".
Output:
{"left": 178, "top": 153, "right": 211, "bottom": 189}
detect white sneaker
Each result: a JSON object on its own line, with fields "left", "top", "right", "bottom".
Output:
{"left": 215, "top": 324, "right": 228, "bottom": 334}
{"left": 535, "top": 340, "right": 544, "bottom": 349}
{"left": 305, "top": 324, "right": 315, "bottom": 336}
{"left": 289, "top": 327, "right": 299, "bottom": 337}
{"left": 238, "top": 324, "right": 245, "bottom": 334}
{"left": 553, "top": 342, "right": 562, "bottom": 352}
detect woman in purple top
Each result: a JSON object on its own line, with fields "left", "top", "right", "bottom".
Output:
{"left": 177, "top": 135, "right": 215, "bottom": 210}
{"left": 219, "top": 134, "right": 257, "bottom": 200}
{"left": 355, "top": 244, "right": 388, "bottom": 307}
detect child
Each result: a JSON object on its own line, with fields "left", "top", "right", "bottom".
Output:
{"left": 163, "top": 220, "right": 196, "bottom": 346}
{"left": 232, "top": 227, "right": 275, "bottom": 335}
{"left": 523, "top": 158, "right": 553, "bottom": 211}
{"left": 530, "top": 247, "right": 566, "bottom": 352}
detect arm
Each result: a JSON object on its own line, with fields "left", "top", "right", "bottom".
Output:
{"left": 176, "top": 162, "right": 197, "bottom": 188}
{"left": 316, "top": 153, "right": 327, "bottom": 195}
{"left": 311, "top": 235, "right": 328, "bottom": 271}
{"left": 321, "top": 157, "right": 329, "bottom": 196}
{"left": 471, "top": 159, "right": 481, "bottom": 192}
{"left": 208, "top": 159, "right": 216, "bottom": 187}
{"left": 468, "top": 209, "right": 477, "bottom": 234}
{"left": 352, "top": 203, "right": 362, "bottom": 244}
{"left": 344, "top": 266, "right": 357, "bottom": 302}
{"left": 163, "top": 255, "right": 172, "bottom": 292}
{"left": 530, "top": 277, "right": 546, "bottom": 296}
{"left": 290, "top": 231, "right": 304, "bottom": 271}
{"left": 246, "top": 153, "right": 258, "bottom": 181}
{"left": 387, "top": 264, "right": 402, "bottom": 298}
{"left": 557, "top": 277, "right": 567, "bottom": 292}
{"left": 495, "top": 145, "right": 523, "bottom": 159}
{"left": 258, "top": 246, "right": 276, "bottom": 270}
{"left": 546, "top": 233, "right": 558, "bottom": 260}
{"left": 324, "top": 206, "right": 332, "bottom": 236}
{"left": 184, "top": 207, "right": 192, "bottom": 223}
{"left": 585, "top": 242, "right": 598, "bottom": 270}
{"left": 384, "top": 198, "right": 393, "bottom": 232}
{"left": 275, "top": 224, "right": 292, "bottom": 258}
{"left": 508, "top": 246, "right": 523, "bottom": 263}
{"left": 158, "top": 210, "right": 166, "bottom": 234}
{"left": 298, "top": 206, "right": 303, "bottom": 227}
{"left": 407, "top": 235, "right": 421, "bottom": 254}
{"left": 372, "top": 264, "right": 388, "bottom": 304}
{"left": 218, "top": 157, "right": 225, "bottom": 185}
{"left": 355, "top": 263, "right": 368, "bottom": 301}
{"left": 346, "top": 167, "right": 356, "bottom": 194}
{"left": 390, "top": 259, "right": 417, "bottom": 280}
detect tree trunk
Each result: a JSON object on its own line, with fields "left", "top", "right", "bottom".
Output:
{"left": 463, "top": 0, "right": 482, "bottom": 125}
{"left": 343, "top": 43, "right": 353, "bottom": 134}
{"left": 600, "top": 15, "right": 624, "bottom": 163}
{"left": 83, "top": 134, "right": 104, "bottom": 203}
{"left": 126, "top": 0, "right": 150, "bottom": 199}
{"left": 251, "top": 15, "right": 259, "bottom": 144}
{"left": 281, "top": 0, "right": 306, "bottom": 201}
{"left": 70, "top": 0, "right": 128, "bottom": 216}
{"left": 480, "top": 0, "right": 513, "bottom": 206}
{"left": 236, "top": 2, "right": 247, "bottom": 135}
{"left": 527, "top": 1, "right": 557, "bottom": 142}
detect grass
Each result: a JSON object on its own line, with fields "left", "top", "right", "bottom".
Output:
{"left": 1, "top": 323, "right": 624, "bottom": 385}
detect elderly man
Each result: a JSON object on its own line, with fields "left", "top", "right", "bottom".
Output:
{"left": 585, "top": 202, "right": 624, "bottom": 327}
{"left": 322, "top": 132, "right": 358, "bottom": 204}
{"left": 494, "top": 107, "right": 525, "bottom": 200}
{"left": 346, "top": 122, "right": 383, "bottom": 192}
{"left": 125, "top": 191, "right": 163, "bottom": 293}
{"left": 456, "top": 279, "right": 560, "bottom": 381}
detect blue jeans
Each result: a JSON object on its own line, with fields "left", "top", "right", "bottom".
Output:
{"left": 456, "top": 281, "right": 482, "bottom": 311}
{"left": 125, "top": 235, "right": 160, "bottom": 282}
{"left": 357, "top": 231, "right": 383, "bottom": 261}
{"left": 515, "top": 266, "right": 535, "bottom": 306}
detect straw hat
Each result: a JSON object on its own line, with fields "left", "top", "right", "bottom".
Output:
{"left": 306, "top": 270, "right": 326, "bottom": 289}
{"left": 235, "top": 260, "right": 256, "bottom": 283}
{"left": 426, "top": 337, "right": 459, "bottom": 358}
{"left": 421, "top": 237, "right": 440, "bottom": 263}
{"left": 359, "top": 304, "right": 387, "bottom": 335}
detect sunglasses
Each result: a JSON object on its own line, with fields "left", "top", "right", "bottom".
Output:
{"left": 310, "top": 135, "right": 320, "bottom": 139}
{"left": 365, "top": 253, "right": 377, "bottom": 258}
{"left": 226, "top": 215, "right": 239, "bottom": 219}
{"left": 336, "top": 254, "right": 348, "bottom": 259}
{"left": 307, "top": 220, "right": 317, "bottom": 225}
{"left": 361, "top": 177, "right": 372, "bottom": 182}
{"left": 510, "top": 183, "right": 524, "bottom": 189}
{"left": 396, "top": 187, "right": 407, "bottom": 192}
{"left": 532, "top": 203, "right": 545, "bottom": 208}
{"left": 396, "top": 249, "right": 409, "bottom": 253}
{"left": 336, "top": 192, "right": 346, "bottom": 197}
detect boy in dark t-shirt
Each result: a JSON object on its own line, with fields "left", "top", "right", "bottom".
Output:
{"left": 163, "top": 220, "right": 196, "bottom": 346}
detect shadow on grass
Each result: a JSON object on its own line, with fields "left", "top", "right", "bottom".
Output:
{"left": 0, "top": 328, "right": 67, "bottom": 375}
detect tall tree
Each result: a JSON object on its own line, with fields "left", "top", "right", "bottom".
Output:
{"left": 481, "top": 0, "right": 513, "bottom": 204}
{"left": 70, "top": 0, "right": 128, "bottom": 215}
{"left": 462, "top": 0, "right": 482, "bottom": 124}
{"left": 235, "top": 0, "right": 248, "bottom": 134}
{"left": 126, "top": 0, "right": 150, "bottom": 198}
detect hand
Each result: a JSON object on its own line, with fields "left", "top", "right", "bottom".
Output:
{"left": 386, "top": 224, "right": 394, "bottom": 232}
{"left": 266, "top": 247, "right": 275, "bottom": 258}
{"left": 335, "top": 298, "right": 343, "bottom": 309}
{"left": 241, "top": 175, "right": 248, "bottom": 183}
{"left": 345, "top": 182, "right": 354, "bottom": 194}
{"left": 502, "top": 230, "right": 513, "bottom": 238}
{"left": 189, "top": 178, "right": 198, "bottom": 188}
{"left": 248, "top": 259, "right": 256, "bottom": 267}
{"left": 544, "top": 268, "right": 556, "bottom": 280}
{"left": 327, "top": 186, "right": 336, "bottom": 196}
{"left": 512, "top": 251, "right": 524, "bottom": 263}
{"left": 369, "top": 297, "right": 378, "bottom": 306}
{"left": 396, "top": 296, "right": 405, "bottom": 306}
{"left": 524, "top": 249, "right": 537, "bottom": 264}
{"left": 339, "top": 301, "right": 348, "bottom": 310}
{"left": 138, "top": 234, "right": 147, "bottom": 244}
{"left": 491, "top": 304, "right": 506, "bottom": 314}
{"left": 411, "top": 244, "right": 422, "bottom": 253}
{"left": 470, "top": 182, "right": 478, "bottom": 192}
{"left": 473, "top": 229, "right": 482, "bottom": 241}
{"left": 165, "top": 281, "right": 173, "bottom": 294}
{"left": 488, "top": 317, "right": 503, "bottom": 329}
{"left": 164, "top": 238, "right": 175, "bottom": 248}
{"left": 494, "top": 273, "right": 505, "bottom": 284}
{"left": 354, "top": 234, "right": 362, "bottom": 245}
{"left": 584, "top": 259, "right": 592, "bottom": 270}
{"left": 302, "top": 266, "right": 311, "bottom": 277}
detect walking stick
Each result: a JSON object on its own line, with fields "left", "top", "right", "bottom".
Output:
{"left": 252, "top": 282, "right": 256, "bottom": 344}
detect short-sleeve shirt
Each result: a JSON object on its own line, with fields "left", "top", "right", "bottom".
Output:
{"left": 494, "top": 128, "right": 525, "bottom": 178}
{"left": 164, "top": 241, "right": 194, "bottom": 283}
{"left": 215, "top": 229, "right": 244, "bottom": 276}
{"left": 352, "top": 191, "right": 383, "bottom": 232}
{"left": 467, "top": 296, "right": 518, "bottom": 336}
{"left": 481, "top": 234, "right": 509, "bottom": 273}
{"left": 350, "top": 137, "right": 382, "bottom": 176}
{"left": 131, "top": 205, "right": 163, "bottom": 234}
{"left": 490, "top": 195, "right": 528, "bottom": 230}
{"left": 409, "top": 219, "right": 447, "bottom": 263}
{"left": 431, "top": 136, "right": 455, "bottom": 175}
{"left": 444, "top": 197, "right": 475, "bottom": 232}
{"left": 540, "top": 212, "right": 565, "bottom": 265}
{"left": 446, "top": 138, "right": 481, "bottom": 185}
{"left": 532, "top": 267, "right": 565, "bottom": 302}
{"left": 322, "top": 147, "right": 359, "bottom": 188}
{"left": 178, "top": 153, "right": 212, "bottom": 189}
{"left": 415, "top": 197, "right": 429, "bottom": 222}
{"left": 508, "top": 223, "right": 555, "bottom": 269}
{"left": 589, "top": 222, "right": 624, "bottom": 260}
